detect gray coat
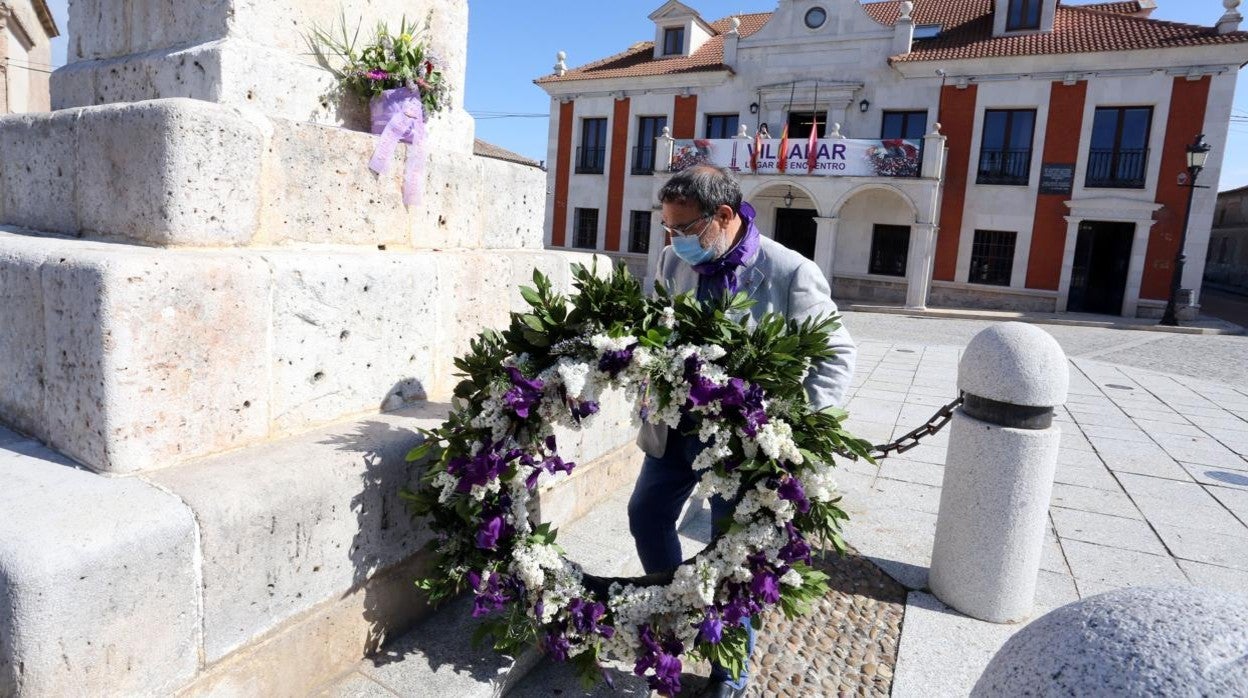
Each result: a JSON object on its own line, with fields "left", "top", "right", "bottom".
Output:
{"left": 638, "top": 235, "right": 857, "bottom": 457}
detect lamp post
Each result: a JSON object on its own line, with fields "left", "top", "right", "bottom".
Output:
{"left": 1159, "top": 134, "right": 1212, "bottom": 327}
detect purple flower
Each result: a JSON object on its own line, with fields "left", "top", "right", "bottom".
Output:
{"left": 544, "top": 630, "right": 571, "bottom": 662}
{"left": 569, "top": 399, "right": 599, "bottom": 422}
{"left": 447, "top": 442, "right": 518, "bottom": 493}
{"left": 597, "top": 344, "right": 636, "bottom": 378}
{"left": 683, "top": 355, "right": 722, "bottom": 407}
{"left": 365, "top": 69, "right": 390, "bottom": 81}
{"left": 633, "top": 625, "right": 685, "bottom": 696}
{"left": 567, "top": 598, "right": 615, "bottom": 639}
{"left": 750, "top": 570, "right": 781, "bottom": 604}
{"left": 475, "top": 514, "right": 506, "bottom": 550}
{"left": 502, "top": 366, "right": 544, "bottom": 419}
{"left": 697, "top": 610, "right": 723, "bottom": 644}
{"left": 718, "top": 377, "right": 769, "bottom": 437}
{"left": 780, "top": 522, "right": 812, "bottom": 564}
{"left": 466, "top": 570, "right": 510, "bottom": 617}
{"left": 524, "top": 439, "right": 577, "bottom": 492}
{"left": 777, "top": 476, "right": 811, "bottom": 514}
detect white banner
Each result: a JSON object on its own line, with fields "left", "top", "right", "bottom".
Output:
{"left": 670, "top": 138, "right": 921, "bottom": 177}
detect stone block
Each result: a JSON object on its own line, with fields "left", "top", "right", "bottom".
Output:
{"left": 148, "top": 404, "right": 446, "bottom": 663}
{"left": 74, "top": 99, "right": 264, "bottom": 246}
{"left": 65, "top": 0, "right": 233, "bottom": 61}
{"left": 37, "top": 243, "right": 272, "bottom": 473}
{"left": 0, "top": 109, "right": 81, "bottom": 234}
{"left": 0, "top": 235, "right": 57, "bottom": 437}
{"left": 266, "top": 251, "right": 440, "bottom": 433}
{"left": 972, "top": 586, "right": 1248, "bottom": 697}
{"left": 0, "top": 437, "right": 199, "bottom": 696}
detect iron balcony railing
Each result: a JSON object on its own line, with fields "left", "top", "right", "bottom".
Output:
{"left": 1085, "top": 148, "right": 1148, "bottom": 189}
{"left": 632, "top": 145, "right": 656, "bottom": 175}
{"left": 575, "top": 146, "right": 606, "bottom": 174}
{"left": 976, "top": 149, "right": 1032, "bottom": 185}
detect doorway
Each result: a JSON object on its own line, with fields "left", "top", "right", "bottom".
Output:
{"left": 1067, "top": 221, "right": 1134, "bottom": 315}
{"left": 774, "top": 208, "right": 818, "bottom": 260}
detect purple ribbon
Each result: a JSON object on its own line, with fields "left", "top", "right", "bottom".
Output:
{"left": 693, "top": 201, "right": 760, "bottom": 296}
{"left": 369, "top": 97, "right": 427, "bottom": 207}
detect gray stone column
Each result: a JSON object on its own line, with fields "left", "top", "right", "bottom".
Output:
{"left": 813, "top": 216, "right": 838, "bottom": 283}
{"left": 905, "top": 222, "right": 936, "bottom": 310}
{"left": 929, "top": 323, "right": 1069, "bottom": 623}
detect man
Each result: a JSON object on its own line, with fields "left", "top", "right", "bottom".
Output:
{"left": 628, "top": 166, "right": 856, "bottom": 697}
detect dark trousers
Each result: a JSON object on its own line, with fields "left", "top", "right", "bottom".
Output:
{"left": 627, "top": 428, "right": 755, "bottom": 688}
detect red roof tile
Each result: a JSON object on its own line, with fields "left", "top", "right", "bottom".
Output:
{"left": 535, "top": 2, "right": 1248, "bottom": 84}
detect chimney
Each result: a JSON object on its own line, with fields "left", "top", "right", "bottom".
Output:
{"left": 723, "top": 17, "right": 740, "bottom": 68}
{"left": 893, "top": 1, "right": 915, "bottom": 55}
{"left": 1217, "top": 0, "right": 1243, "bottom": 34}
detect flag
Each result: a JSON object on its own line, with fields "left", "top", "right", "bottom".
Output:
{"left": 806, "top": 114, "right": 819, "bottom": 174}
{"left": 777, "top": 123, "right": 789, "bottom": 173}
{"left": 751, "top": 128, "right": 761, "bottom": 172}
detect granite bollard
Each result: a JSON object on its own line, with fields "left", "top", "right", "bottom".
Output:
{"left": 928, "top": 322, "right": 1069, "bottom": 623}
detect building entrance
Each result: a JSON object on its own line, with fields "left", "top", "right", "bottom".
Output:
{"left": 1067, "top": 221, "right": 1135, "bottom": 315}
{"left": 774, "top": 208, "right": 818, "bottom": 260}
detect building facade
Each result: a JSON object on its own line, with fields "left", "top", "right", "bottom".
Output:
{"left": 1206, "top": 184, "right": 1248, "bottom": 292}
{"left": 0, "top": 0, "right": 58, "bottom": 114}
{"left": 535, "top": 0, "right": 1248, "bottom": 317}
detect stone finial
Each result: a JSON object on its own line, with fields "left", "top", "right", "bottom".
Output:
{"left": 828, "top": 122, "right": 844, "bottom": 139}
{"left": 900, "top": 1, "right": 914, "bottom": 20}
{"left": 929, "top": 122, "right": 942, "bottom": 135}
{"left": 973, "top": 587, "right": 1248, "bottom": 697}
{"left": 730, "top": 16, "right": 741, "bottom": 34}
{"left": 958, "top": 323, "right": 1068, "bottom": 407}
{"left": 1218, "top": 0, "right": 1243, "bottom": 34}
{"left": 737, "top": 123, "right": 749, "bottom": 138}
{"left": 659, "top": 125, "right": 673, "bottom": 141}
{"left": 554, "top": 50, "right": 568, "bottom": 76}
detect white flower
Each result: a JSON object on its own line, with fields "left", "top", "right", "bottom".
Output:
{"left": 753, "top": 420, "right": 803, "bottom": 464}
{"left": 802, "top": 463, "right": 840, "bottom": 503}
{"left": 659, "top": 306, "right": 676, "bottom": 329}
{"left": 780, "top": 568, "right": 802, "bottom": 587}
{"left": 556, "top": 359, "right": 591, "bottom": 400}
{"left": 432, "top": 471, "right": 459, "bottom": 504}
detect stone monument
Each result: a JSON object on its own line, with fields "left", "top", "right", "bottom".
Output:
{"left": 0, "top": 1, "right": 638, "bottom": 694}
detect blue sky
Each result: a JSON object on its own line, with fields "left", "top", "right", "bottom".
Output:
{"left": 41, "top": 0, "right": 1248, "bottom": 189}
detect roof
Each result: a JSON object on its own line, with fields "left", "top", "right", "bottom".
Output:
{"left": 535, "top": 1, "right": 1247, "bottom": 85}
{"left": 472, "top": 139, "right": 543, "bottom": 169}
{"left": 534, "top": 13, "right": 770, "bottom": 84}
{"left": 871, "top": 0, "right": 1248, "bottom": 63}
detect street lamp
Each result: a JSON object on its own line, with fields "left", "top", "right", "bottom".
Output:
{"left": 784, "top": 186, "right": 794, "bottom": 207}
{"left": 1159, "top": 134, "right": 1212, "bottom": 326}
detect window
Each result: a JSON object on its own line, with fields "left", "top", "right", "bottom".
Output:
{"left": 629, "top": 211, "right": 652, "bottom": 254}
{"left": 573, "top": 208, "right": 598, "bottom": 249}
{"left": 663, "top": 27, "right": 684, "bottom": 55}
{"left": 969, "top": 230, "right": 1017, "bottom": 286}
{"left": 786, "top": 111, "right": 827, "bottom": 139}
{"left": 633, "top": 116, "right": 667, "bottom": 175}
{"left": 977, "top": 109, "right": 1036, "bottom": 185}
{"left": 914, "top": 24, "right": 942, "bottom": 39}
{"left": 1086, "top": 107, "right": 1152, "bottom": 188}
{"left": 804, "top": 7, "right": 827, "bottom": 29}
{"left": 576, "top": 118, "right": 607, "bottom": 174}
{"left": 881, "top": 110, "right": 928, "bottom": 140}
{"left": 705, "top": 113, "right": 740, "bottom": 139}
{"left": 1006, "top": 0, "right": 1041, "bottom": 31}
{"left": 869, "top": 225, "right": 910, "bottom": 277}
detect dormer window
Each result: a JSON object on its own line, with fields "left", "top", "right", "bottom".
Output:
{"left": 1006, "top": 0, "right": 1042, "bottom": 31}
{"left": 662, "top": 26, "right": 685, "bottom": 55}
{"left": 914, "top": 24, "right": 942, "bottom": 40}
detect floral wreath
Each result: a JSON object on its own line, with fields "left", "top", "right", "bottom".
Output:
{"left": 404, "top": 264, "right": 871, "bottom": 696}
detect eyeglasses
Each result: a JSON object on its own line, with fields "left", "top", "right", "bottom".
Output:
{"left": 660, "top": 214, "right": 711, "bottom": 238}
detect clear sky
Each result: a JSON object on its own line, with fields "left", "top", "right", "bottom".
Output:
{"left": 40, "top": 0, "right": 1248, "bottom": 189}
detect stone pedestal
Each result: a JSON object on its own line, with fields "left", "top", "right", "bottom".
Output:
{"left": 0, "top": 1, "right": 639, "bottom": 695}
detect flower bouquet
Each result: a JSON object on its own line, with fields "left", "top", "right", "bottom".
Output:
{"left": 865, "top": 139, "right": 920, "bottom": 177}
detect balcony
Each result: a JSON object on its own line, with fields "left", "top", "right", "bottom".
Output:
{"left": 575, "top": 146, "right": 605, "bottom": 175}
{"left": 976, "top": 149, "right": 1032, "bottom": 186}
{"left": 1085, "top": 148, "right": 1148, "bottom": 189}
{"left": 632, "top": 145, "right": 656, "bottom": 175}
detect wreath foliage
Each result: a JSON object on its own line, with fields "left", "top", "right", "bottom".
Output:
{"left": 403, "top": 263, "right": 871, "bottom": 695}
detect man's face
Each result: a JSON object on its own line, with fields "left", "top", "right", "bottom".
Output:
{"left": 661, "top": 199, "right": 733, "bottom": 259}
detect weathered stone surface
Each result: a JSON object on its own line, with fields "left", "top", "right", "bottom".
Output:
{"left": 972, "top": 586, "right": 1248, "bottom": 697}
{"left": 266, "top": 251, "right": 440, "bottom": 432}
{"left": 0, "top": 236, "right": 57, "bottom": 437}
{"left": 0, "top": 437, "right": 199, "bottom": 696}
{"left": 34, "top": 243, "right": 272, "bottom": 473}
{"left": 74, "top": 99, "right": 265, "bottom": 245}
{"left": 958, "top": 322, "right": 1069, "bottom": 407}
{"left": 0, "top": 109, "right": 82, "bottom": 235}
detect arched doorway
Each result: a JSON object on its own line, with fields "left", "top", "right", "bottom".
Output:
{"left": 829, "top": 184, "right": 931, "bottom": 308}
{"left": 747, "top": 183, "right": 819, "bottom": 261}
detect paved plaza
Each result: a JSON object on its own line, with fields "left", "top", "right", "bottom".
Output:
{"left": 836, "top": 312, "right": 1248, "bottom": 696}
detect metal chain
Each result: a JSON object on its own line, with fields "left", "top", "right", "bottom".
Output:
{"left": 835, "top": 394, "right": 964, "bottom": 461}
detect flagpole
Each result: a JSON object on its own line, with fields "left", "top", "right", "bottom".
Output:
{"left": 808, "top": 80, "right": 820, "bottom": 174}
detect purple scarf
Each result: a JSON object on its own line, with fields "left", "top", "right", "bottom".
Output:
{"left": 693, "top": 201, "right": 760, "bottom": 298}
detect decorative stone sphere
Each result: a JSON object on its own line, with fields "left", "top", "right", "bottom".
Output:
{"left": 957, "top": 322, "right": 1068, "bottom": 408}
{"left": 1226, "top": 0, "right": 1241, "bottom": 11}
{"left": 556, "top": 50, "right": 567, "bottom": 61}
{"left": 972, "top": 586, "right": 1248, "bottom": 697}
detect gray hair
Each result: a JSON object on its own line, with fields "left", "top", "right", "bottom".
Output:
{"left": 658, "top": 165, "right": 742, "bottom": 217}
